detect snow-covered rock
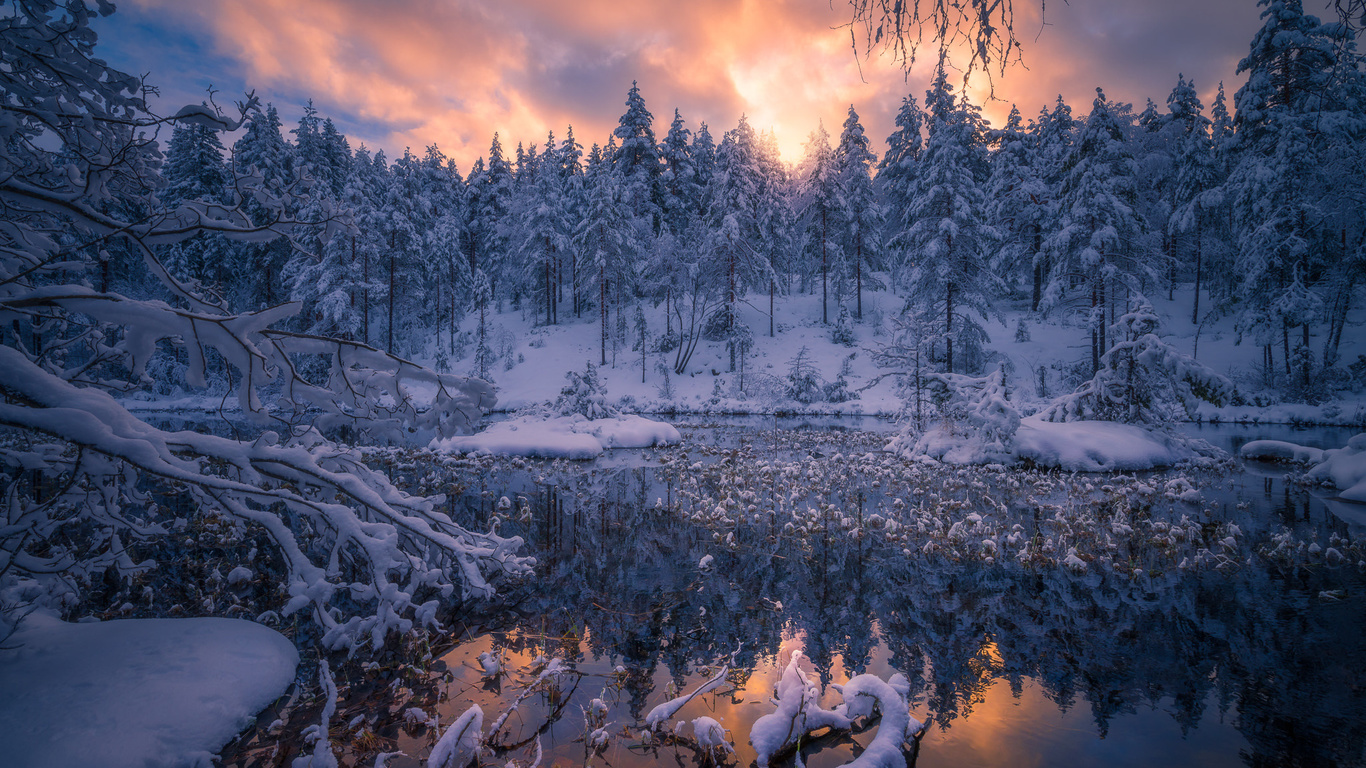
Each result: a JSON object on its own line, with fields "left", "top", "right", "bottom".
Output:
{"left": 431, "top": 413, "right": 680, "bottom": 459}
{"left": 0, "top": 613, "right": 297, "bottom": 768}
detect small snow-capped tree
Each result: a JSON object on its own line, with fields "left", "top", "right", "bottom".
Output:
{"left": 786, "top": 346, "right": 823, "bottom": 404}
{"left": 0, "top": 2, "right": 528, "bottom": 648}
{"left": 1040, "top": 300, "right": 1233, "bottom": 425}
{"left": 886, "top": 366, "right": 1021, "bottom": 464}
{"left": 554, "top": 363, "right": 618, "bottom": 420}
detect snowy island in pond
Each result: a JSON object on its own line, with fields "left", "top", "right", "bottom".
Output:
{"left": 1243, "top": 433, "right": 1366, "bottom": 502}
{"left": 433, "top": 363, "right": 680, "bottom": 459}
{"left": 0, "top": 613, "right": 297, "bottom": 768}
{"left": 431, "top": 412, "right": 681, "bottom": 459}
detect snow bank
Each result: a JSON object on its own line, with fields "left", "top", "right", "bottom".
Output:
{"left": 901, "top": 416, "right": 1198, "bottom": 471}
{"left": 1306, "top": 434, "right": 1366, "bottom": 503}
{"left": 431, "top": 413, "right": 680, "bottom": 459}
{"left": 1240, "top": 440, "right": 1326, "bottom": 464}
{"left": 0, "top": 614, "right": 298, "bottom": 768}
{"left": 1013, "top": 417, "right": 1197, "bottom": 471}
{"left": 1240, "top": 434, "right": 1366, "bottom": 503}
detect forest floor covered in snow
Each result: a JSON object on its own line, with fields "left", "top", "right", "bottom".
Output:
{"left": 121, "top": 281, "right": 1366, "bottom": 427}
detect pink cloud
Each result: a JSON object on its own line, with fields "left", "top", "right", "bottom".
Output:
{"left": 126, "top": 0, "right": 1275, "bottom": 168}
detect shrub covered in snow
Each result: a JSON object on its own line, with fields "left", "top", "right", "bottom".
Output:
{"left": 1041, "top": 300, "right": 1233, "bottom": 426}
{"left": 553, "top": 363, "right": 619, "bottom": 419}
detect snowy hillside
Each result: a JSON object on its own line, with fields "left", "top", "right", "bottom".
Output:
{"left": 410, "top": 281, "right": 1366, "bottom": 423}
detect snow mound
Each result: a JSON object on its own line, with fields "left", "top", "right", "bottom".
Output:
{"left": 1306, "top": 434, "right": 1366, "bottom": 503}
{"left": 900, "top": 416, "right": 1200, "bottom": 471}
{"left": 1013, "top": 417, "right": 1197, "bottom": 471}
{"left": 431, "top": 413, "right": 680, "bottom": 459}
{"left": 0, "top": 613, "right": 298, "bottom": 768}
{"left": 1240, "top": 439, "right": 1326, "bottom": 464}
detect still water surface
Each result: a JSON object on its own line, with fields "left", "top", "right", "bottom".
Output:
{"left": 345, "top": 419, "right": 1366, "bottom": 768}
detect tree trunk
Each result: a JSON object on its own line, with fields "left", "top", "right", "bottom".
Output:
{"left": 769, "top": 279, "right": 775, "bottom": 337}
{"left": 821, "top": 206, "right": 829, "bottom": 324}
{"left": 362, "top": 246, "right": 370, "bottom": 346}
{"left": 1090, "top": 279, "right": 1100, "bottom": 376}
{"left": 600, "top": 265, "right": 607, "bottom": 366}
{"left": 855, "top": 232, "right": 863, "bottom": 320}
{"left": 1191, "top": 213, "right": 1203, "bottom": 325}
{"left": 945, "top": 279, "right": 954, "bottom": 375}
{"left": 387, "top": 249, "right": 396, "bottom": 354}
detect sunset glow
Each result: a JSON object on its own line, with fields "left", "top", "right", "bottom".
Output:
{"left": 97, "top": 0, "right": 1284, "bottom": 167}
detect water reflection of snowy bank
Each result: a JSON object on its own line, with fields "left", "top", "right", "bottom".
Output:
{"left": 377, "top": 423, "right": 1366, "bottom": 768}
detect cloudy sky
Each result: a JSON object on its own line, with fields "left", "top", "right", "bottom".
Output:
{"left": 91, "top": 0, "right": 1339, "bottom": 169}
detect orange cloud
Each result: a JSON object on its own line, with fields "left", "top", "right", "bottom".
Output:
{"left": 122, "top": 0, "right": 1273, "bottom": 169}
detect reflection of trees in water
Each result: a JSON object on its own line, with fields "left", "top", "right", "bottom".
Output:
{"left": 441, "top": 458, "right": 1366, "bottom": 767}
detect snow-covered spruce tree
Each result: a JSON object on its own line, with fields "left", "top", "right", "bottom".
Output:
{"left": 985, "top": 105, "right": 1049, "bottom": 310}
{"left": 1165, "top": 76, "right": 1225, "bottom": 325}
{"left": 835, "top": 105, "right": 884, "bottom": 320}
{"left": 877, "top": 94, "right": 925, "bottom": 285}
{"left": 230, "top": 102, "right": 295, "bottom": 311}
{"left": 1040, "top": 300, "right": 1233, "bottom": 425}
{"left": 1044, "top": 88, "right": 1153, "bottom": 377}
{"left": 1225, "top": 0, "right": 1361, "bottom": 393}
{"left": 659, "top": 109, "right": 700, "bottom": 237}
{"left": 0, "top": 1, "right": 528, "bottom": 649}
{"left": 797, "top": 122, "right": 843, "bottom": 324}
{"left": 707, "top": 116, "right": 774, "bottom": 370}
{"left": 514, "top": 136, "right": 572, "bottom": 327}
{"left": 574, "top": 157, "right": 641, "bottom": 366}
{"left": 612, "top": 81, "right": 662, "bottom": 230}
{"left": 894, "top": 70, "right": 1001, "bottom": 374}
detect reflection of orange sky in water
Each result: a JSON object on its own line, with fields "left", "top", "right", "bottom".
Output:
{"left": 422, "top": 622, "right": 1251, "bottom": 768}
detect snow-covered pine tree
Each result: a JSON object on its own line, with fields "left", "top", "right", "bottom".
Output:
{"left": 1165, "top": 76, "right": 1224, "bottom": 324}
{"left": 230, "top": 103, "right": 295, "bottom": 310}
{"left": 835, "top": 105, "right": 884, "bottom": 320}
{"left": 574, "top": 162, "right": 640, "bottom": 365}
{"left": 876, "top": 93, "right": 925, "bottom": 285}
{"left": 1045, "top": 88, "right": 1152, "bottom": 376}
{"left": 985, "top": 105, "right": 1050, "bottom": 310}
{"left": 797, "top": 122, "right": 842, "bottom": 324}
{"left": 514, "top": 134, "right": 573, "bottom": 327}
{"left": 613, "top": 81, "right": 663, "bottom": 232}
{"left": 160, "top": 121, "right": 233, "bottom": 292}
{"left": 1226, "top": 0, "right": 1360, "bottom": 392}
{"left": 896, "top": 72, "right": 1000, "bottom": 374}
{"left": 659, "top": 109, "right": 700, "bottom": 237}
{"left": 707, "top": 116, "right": 773, "bottom": 370}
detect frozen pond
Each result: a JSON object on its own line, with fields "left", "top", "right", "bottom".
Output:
{"left": 224, "top": 419, "right": 1366, "bottom": 768}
